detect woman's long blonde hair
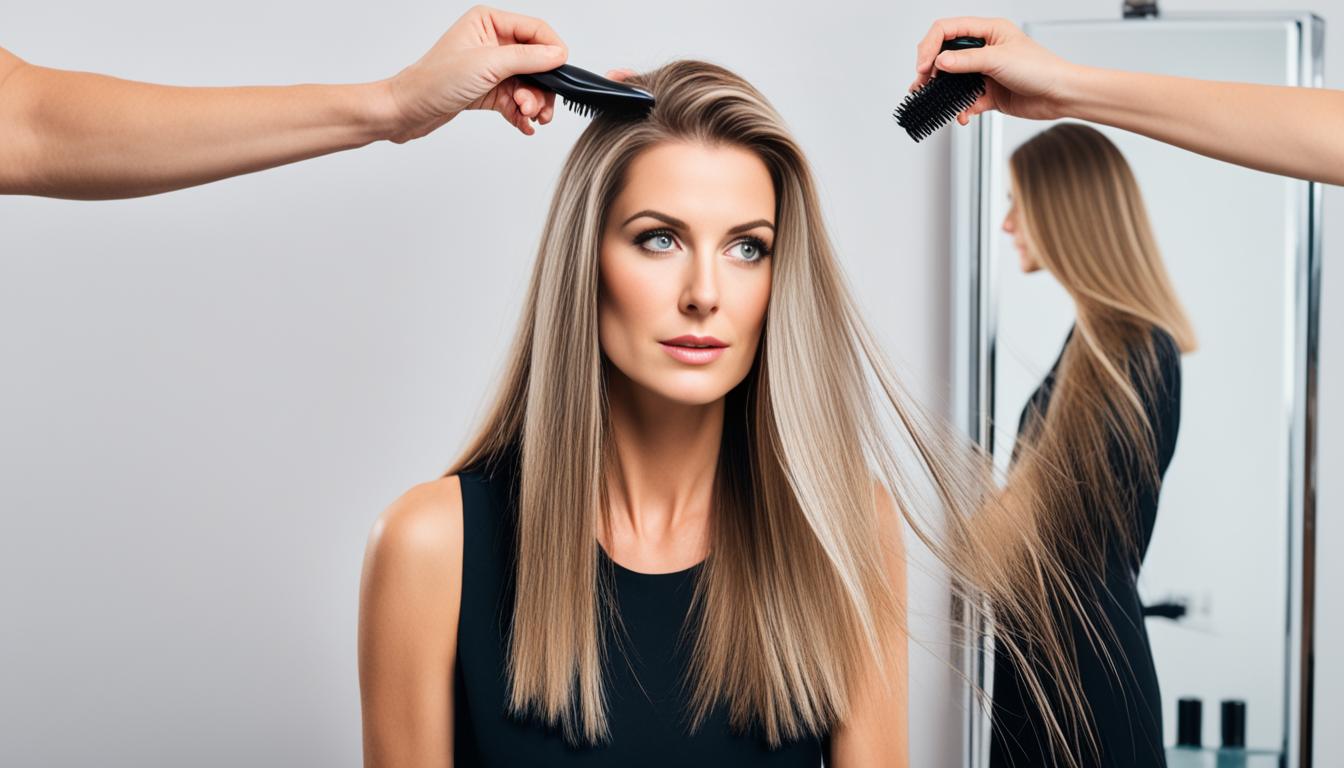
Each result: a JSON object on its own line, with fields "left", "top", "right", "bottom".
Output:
{"left": 998, "top": 123, "right": 1197, "bottom": 761}
{"left": 1008, "top": 123, "right": 1196, "bottom": 565}
{"left": 446, "top": 60, "right": 1079, "bottom": 753}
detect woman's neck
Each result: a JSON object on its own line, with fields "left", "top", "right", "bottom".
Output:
{"left": 601, "top": 369, "right": 722, "bottom": 571}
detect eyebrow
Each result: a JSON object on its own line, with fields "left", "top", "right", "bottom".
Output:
{"left": 620, "top": 209, "right": 775, "bottom": 236}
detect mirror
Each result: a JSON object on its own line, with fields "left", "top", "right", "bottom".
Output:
{"left": 952, "top": 12, "right": 1322, "bottom": 768}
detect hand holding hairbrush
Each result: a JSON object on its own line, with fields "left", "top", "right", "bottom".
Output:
{"left": 894, "top": 37, "right": 986, "bottom": 142}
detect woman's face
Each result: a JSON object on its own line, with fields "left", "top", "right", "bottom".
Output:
{"left": 1002, "top": 178, "right": 1042, "bottom": 274}
{"left": 598, "top": 140, "right": 775, "bottom": 407}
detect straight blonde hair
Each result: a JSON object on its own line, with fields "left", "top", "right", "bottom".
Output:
{"left": 447, "top": 60, "right": 1081, "bottom": 754}
{"left": 1008, "top": 122, "right": 1195, "bottom": 564}
{"left": 1000, "top": 122, "right": 1197, "bottom": 762}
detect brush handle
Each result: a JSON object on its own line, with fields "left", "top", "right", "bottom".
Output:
{"left": 516, "top": 67, "right": 577, "bottom": 95}
{"left": 516, "top": 64, "right": 644, "bottom": 100}
{"left": 516, "top": 64, "right": 655, "bottom": 117}
{"left": 941, "top": 36, "right": 986, "bottom": 54}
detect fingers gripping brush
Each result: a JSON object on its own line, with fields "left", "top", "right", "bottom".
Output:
{"left": 519, "top": 64, "right": 655, "bottom": 119}
{"left": 894, "top": 37, "right": 986, "bottom": 142}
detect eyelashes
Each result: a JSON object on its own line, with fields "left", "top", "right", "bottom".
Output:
{"left": 632, "top": 227, "right": 773, "bottom": 264}
{"left": 633, "top": 228, "right": 678, "bottom": 253}
{"left": 732, "top": 235, "right": 773, "bottom": 263}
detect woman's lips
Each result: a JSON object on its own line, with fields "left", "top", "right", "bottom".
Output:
{"left": 659, "top": 335, "right": 728, "bottom": 365}
{"left": 660, "top": 343, "right": 726, "bottom": 364}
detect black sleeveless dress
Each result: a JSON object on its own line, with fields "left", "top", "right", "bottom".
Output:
{"left": 453, "top": 450, "right": 829, "bottom": 767}
{"left": 989, "top": 325, "right": 1181, "bottom": 768}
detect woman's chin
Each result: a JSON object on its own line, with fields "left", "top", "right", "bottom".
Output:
{"left": 634, "top": 371, "right": 739, "bottom": 408}
{"left": 605, "top": 356, "right": 747, "bottom": 409}
{"left": 654, "top": 383, "right": 732, "bottom": 407}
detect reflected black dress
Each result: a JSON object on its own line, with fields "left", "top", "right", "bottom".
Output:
{"left": 990, "top": 325, "right": 1182, "bottom": 768}
{"left": 452, "top": 447, "right": 829, "bottom": 767}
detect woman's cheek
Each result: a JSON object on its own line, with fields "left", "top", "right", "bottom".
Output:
{"left": 598, "top": 262, "right": 658, "bottom": 362}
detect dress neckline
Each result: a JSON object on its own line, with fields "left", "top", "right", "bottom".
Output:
{"left": 597, "top": 542, "right": 706, "bottom": 578}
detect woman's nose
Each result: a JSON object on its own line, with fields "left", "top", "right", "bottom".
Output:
{"left": 1002, "top": 212, "right": 1015, "bottom": 233}
{"left": 680, "top": 251, "right": 720, "bottom": 316}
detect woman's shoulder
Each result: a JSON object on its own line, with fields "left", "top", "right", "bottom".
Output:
{"left": 357, "top": 477, "right": 464, "bottom": 756}
{"left": 362, "top": 476, "right": 465, "bottom": 598}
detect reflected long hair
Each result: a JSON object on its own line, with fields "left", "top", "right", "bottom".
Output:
{"left": 446, "top": 60, "right": 1081, "bottom": 754}
{"left": 1008, "top": 122, "right": 1196, "bottom": 562}
{"left": 1003, "top": 122, "right": 1197, "bottom": 760}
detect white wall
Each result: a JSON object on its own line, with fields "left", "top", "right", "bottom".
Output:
{"left": 0, "top": 1, "right": 1336, "bottom": 766}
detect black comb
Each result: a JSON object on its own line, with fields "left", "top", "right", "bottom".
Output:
{"left": 518, "top": 64, "right": 655, "bottom": 119}
{"left": 893, "top": 37, "right": 987, "bottom": 142}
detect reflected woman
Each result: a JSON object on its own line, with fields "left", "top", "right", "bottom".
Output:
{"left": 992, "top": 123, "right": 1197, "bottom": 768}
{"left": 357, "top": 60, "right": 1083, "bottom": 768}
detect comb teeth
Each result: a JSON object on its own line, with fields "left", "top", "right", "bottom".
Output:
{"left": 893, "top": 73, "right": 986, "bottom": 142}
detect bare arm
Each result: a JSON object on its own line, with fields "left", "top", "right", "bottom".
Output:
{"left": 912, "top": 16, "right": 1344, "bottom": 186}
{"left": 1065, "top": 67, "right": 1344, "bottom": 184}
{"left": 358, "top": 475, "right": 464, "bottom": 767}
{"left": 0, "top": 5, "right": 567, "bottom": 200}
{"left": 829, "top": 483, "right": 910, "bottom": 767}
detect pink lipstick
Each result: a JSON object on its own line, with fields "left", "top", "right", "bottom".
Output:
{"left": 659, "top": 335, "right": 727, "bottom": 365}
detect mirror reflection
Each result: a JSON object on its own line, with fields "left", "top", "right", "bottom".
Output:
{"left": 961, "top": 15, "right": 1322, "bottom": 768}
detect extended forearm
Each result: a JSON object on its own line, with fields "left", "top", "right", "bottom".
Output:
{"left": 0, "top": 63, "right": 398, "bottom": 199}
{"left": 1066, "top": 65, "right": 1344, "bottom": 185}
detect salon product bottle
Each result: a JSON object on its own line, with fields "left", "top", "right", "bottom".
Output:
{"left": 1215, "top": 699, "right": 1248, "bottom": 768}
{"left": 1176, "top": 697, "right": 1203, "bottom": 748}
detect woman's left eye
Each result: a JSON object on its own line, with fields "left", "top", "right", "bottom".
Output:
{"left": 635, "top": 229, "right": 678, "bottom": 253}
{"left": 731, "top": 237, "right": 772, "bottom": 263}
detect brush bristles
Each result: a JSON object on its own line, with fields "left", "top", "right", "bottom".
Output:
{"left": 561, "top": 96, "right": 655, "bottom": 121}
{"left": 563, "top": 97, "right": 600, "bottom": 119}
{"left": 893, "top": 73, "right": 986, "bottom": 142}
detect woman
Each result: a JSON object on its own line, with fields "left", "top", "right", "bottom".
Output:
{"left": 357, "top": 60, "right": 1078, "bottom": 767}
{"left": 991, "top": 123, "right": 1196, "bottom": 768}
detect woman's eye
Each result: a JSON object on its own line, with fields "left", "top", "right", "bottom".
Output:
{"left": 731, "top": 238, "right": 771, "bottom": 263}
{"left": 635, "top": 229, "right": 678, "bottom": 253}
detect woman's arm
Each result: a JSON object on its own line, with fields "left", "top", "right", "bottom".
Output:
{"left": 913, "top": 16, "right": 1344, "bottom": 185}
{"left": 0, "top": 5, "right": 567, "bottom": 200}
{"left": 828, "top": 483, "right": 910, "bottom": 767}
{"left": 358, "top": 476, "right": 465, "bottom": 768}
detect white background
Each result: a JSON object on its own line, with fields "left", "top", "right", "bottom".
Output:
{"left": 1, "top": 1, "right": 1339, "bottom": 766}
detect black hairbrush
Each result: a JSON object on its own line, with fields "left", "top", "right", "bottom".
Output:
{"left": 518, "top": 64, "right": 655, "bottom": 119}
{"left": 894, "top": 37, "right": 986, "bottom": 142}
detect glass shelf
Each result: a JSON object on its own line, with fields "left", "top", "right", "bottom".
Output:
{"left": 1166, "top": 746, "right": 1282, "bottom": 768}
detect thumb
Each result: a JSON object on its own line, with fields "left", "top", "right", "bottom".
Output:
{"left": 934, "top": 46, "right": 995, "bottom": 75}
{"left": 485, "top": 43, "right": 567, "bottom": 80}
